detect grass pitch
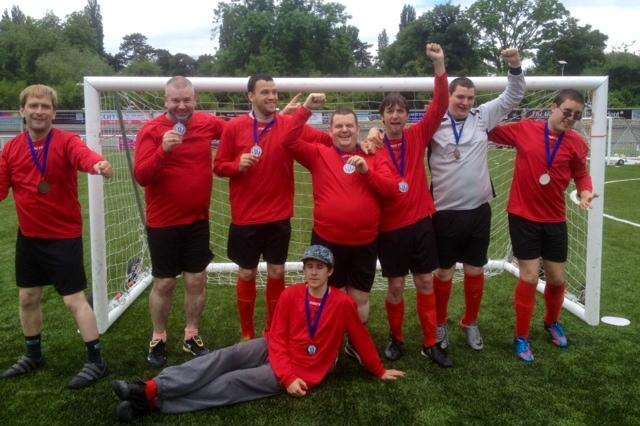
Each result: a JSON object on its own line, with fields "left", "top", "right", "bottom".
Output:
{"left": 0, "top": 165, "right": 638, "bottom": 425}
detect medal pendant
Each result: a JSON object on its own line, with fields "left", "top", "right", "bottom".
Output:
{"left": 37, "top": 181, "right": 50, "bottom": 194}
{"left": 343, "top": 163, "right": 356, "bottom": 174}
{"left": 307, "top": 344, "right": 317, "bottom": 356}
{"left": 453, "top": 148, "right": 461, "bottom": 160}
{"left": 539, "top": 173, "right": 551, "bottom": 186}
{"left": 251, "top": 145, "right": 263, "bottom": 157}
{"left": 398, "top": 181, "right": 409, "bottom": 193}
{"left": 173, "top": 122, "right": 187, "bottom": 136}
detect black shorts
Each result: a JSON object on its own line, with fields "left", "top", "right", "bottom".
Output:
{"left": 378, "top": 216, "right": 439, "bottom": 278}
{"left": 147, "top": 220, "right": 213, "bottom": 278}
{"left": 15, "top": 230, "right": 87, "bottom": 296}
{"left": 433, "top": 202, "right": 492, "bottom": 269}
{"left": 508, "top": 214, "right": 568, "bottom": 263}
{"left": 227, "top": 219, "right": 291, "bottom": 269}
{"left": 311, "top": 231, "right": 377, "bottom": 293}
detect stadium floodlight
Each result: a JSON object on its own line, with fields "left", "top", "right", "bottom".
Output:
{"left": 83, "top": 74, "right": 608, "bottom": 333}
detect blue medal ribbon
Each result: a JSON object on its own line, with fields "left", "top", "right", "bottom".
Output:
{"left": 252, "top": 113, "right": 276, "bottom": 151}
{"left": 26, "top": 131, "right": 53, "bottom": 178}
{"left": 305, "top": 286, "right": 330, "bottom": 342}
{"left": 544, "top": 122, "right": 566, "bottom": 172}
{"left": 383, "top": 134, "right": 407, "bottom": 178}
{"left": 447, "top": 112, "right": 465, "bottom": 147}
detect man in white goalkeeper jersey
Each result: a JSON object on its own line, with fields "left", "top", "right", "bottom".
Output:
{"left": 430, "top": 48, "right": 525, "bottom": 354}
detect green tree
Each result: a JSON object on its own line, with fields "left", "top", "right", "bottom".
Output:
{"left": 380, "top": 4, "right": 484, "bottom": 76}
{"left": 63, "top": 11, "right": 99, "bottom": 53}
{"left": 119, "top": 33, "right": 156, "bottom": 65}
{"left": 586, "top": 52, "right": 640, "bottom": 107}
{"left": 35, "top": 46, "right": 112, "bottom": 84}
{"left": 121, "top": 59, "right": 162, "bottom": 76}
{"left": 377, "top": 29, "right": 389, "bottom": 61}
{"left": 84, "top": 0, "right": 104, "bottom": 55}
{"left": 468, "top": 0, "right": 568, "bottom": 72}
{"left": 399, "top": 4, "right": 416, "bottom": 31}
{"left": 534, "top": 18, "right": 607, "bottom": 76}
{"left": 211, "top": 0, "right": 369, "bottom": 76}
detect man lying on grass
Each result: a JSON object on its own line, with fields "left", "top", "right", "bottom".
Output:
{"left": 111, "top": 245, "right": 405, "bottom": 421}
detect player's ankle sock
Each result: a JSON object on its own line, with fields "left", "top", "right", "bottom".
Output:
{"left": 184, "top": 327, "right": 198, "bottom": 341}
{"left": 462, "top": 273, "right": 485, "bottom": 326}
{"left": 514, "top": 279, "right": 537, "bottom": 338}
{"left": 417, "top": 292, "right": 437, "bottom": 347}
{"left": 385, "top": 299, "right": 405, "bottom": 342}
{"left": 433, "top": 276, "right": 452, "bottom": 326}
{"left": 25, "top": 334, "right": 42, "bottom": 360}
{"left": 145, "top": 379, "right": 159, "bottom": 408}
{"left": 236, "top": 278, "right": 257, "bottom": 339}
{"left": 544, "top": 282, "right": 566, "bottom": 325}
{"left": 84, "top": 338, "right": 103, "bottom": 364}
{"left": 265, "top": 277, "right": 285, "bottom": 330}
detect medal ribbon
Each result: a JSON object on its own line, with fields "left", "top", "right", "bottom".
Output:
{"left": 447, "top": 112, "right": 465, "bottom": 147}
{"left": 252, "top": 113, "right": 276, "bottom": 149}
{"left": 26, "top": 131, "right": 53, "bottom": 178}
{"left": 383, "top": 134, "right": 407, "bottom": 177}
{"left": 305, "top": 286, "right": 330, "bottom": 341}
{"left": 544, "top": 122, "right": 566, "bottom": 172}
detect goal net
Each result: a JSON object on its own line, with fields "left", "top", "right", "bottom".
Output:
{"left": 83, "top": 75, "right": 608, "bottom": 333}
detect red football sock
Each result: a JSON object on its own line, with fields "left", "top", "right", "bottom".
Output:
{"left": 514, "top": 279, "right": 537, "bottom": 339}
{"left": 265, "top": 277, "right": 285, "bottom": 330}
{"left": 236, "top": 278, "right": 257, "bottom": 340}
{"left": 433, "top": 275, "right": 452, "bottom": 327}
{"left": 145, "top": 379, "right": 159, "bottom": 409}
{"left": 385, "top": 299, "right": 405, "bottom": 342}
{"left": 461, "top": 273, "right": 485, "bottom": 326}
{"left": 544, "top": 282, "right": 566, "bottom": 325}
{"left": 416, "top": 291, "right": 437, "bottom": 347}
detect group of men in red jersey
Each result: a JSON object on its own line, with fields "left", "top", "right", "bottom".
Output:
{"left": 0, "top": 38, "right": 596, "bottom": 418}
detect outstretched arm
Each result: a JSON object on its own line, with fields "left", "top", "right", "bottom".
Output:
{"left": 480, "top": 48, "right": 526, "bottom": 131}
{"left": 410, "top": 43, "right": 449, "bottom": 150}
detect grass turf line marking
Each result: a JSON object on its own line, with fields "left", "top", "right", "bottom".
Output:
{"left": 603, "top": 213, "right": 640, "bottom": 229}
{"left": 605, "top": 178, "right": 640, "bottom": 185}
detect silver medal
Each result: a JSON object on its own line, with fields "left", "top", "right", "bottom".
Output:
{"left": 307, "top": 344, "right": 317, "bottom": 356}
{"left": 251, "top": 145, "right": 263, "bottom": 157}
{"left": 343, "top": 163, "right": 356, "bottom": 174}
{"left": 398, "top": 181, "right": 409, "bottom": 193}
{"left": 539, "top": 173, "right": 551, "bottom": 186}
{"left": 453, "top": 148, "right": 461, "bottom": 160}
{"left": 173, "top": 122, "right": 186, "bottom": 136}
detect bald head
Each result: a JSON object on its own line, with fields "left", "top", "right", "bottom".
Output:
{"left": 164, "top": 76, "right": 196, "bottom": 122}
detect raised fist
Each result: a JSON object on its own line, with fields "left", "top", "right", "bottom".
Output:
{"left": 501, "top": 48, "right": 521, "bottom": 68}
{"left": 425, "top": 43, "right": 444, "bottom": 62}
{"left": 303, "top": 93, "right": 326, "bottom": 110}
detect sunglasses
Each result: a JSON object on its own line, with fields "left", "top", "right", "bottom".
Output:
{"left": 561, "top": 108, "right": 583, "bottom": 121}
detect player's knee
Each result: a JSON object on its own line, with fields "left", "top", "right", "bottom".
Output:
{"left": 520, "top": 271, "right": 539, "bottom": 285}
{"left": 62, "top": 292, "right": 90, "bottom": 314}
{"left": 18, "top": 291, "right": 41, "bottom": 310}
{"left": 436, "top": 268, "right": 455, "bottom": 282}
{"left": 238, "top": 268, "right": 257, "bottom": 282}
{"left": 414, "top": 274, "right": 434, "bottom": 293}
{"left": 267, "top": 265, "right": 284, "bottom": 280}
{"left": 153, "top": 279, "right": 177, "bottom": 298}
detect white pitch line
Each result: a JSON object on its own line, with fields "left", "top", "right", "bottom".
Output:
{"left": 604, "top": 214, "right": 640, "bottom": 228}
{"left": 605, "top": 178, "right": 640, "bottom": 185}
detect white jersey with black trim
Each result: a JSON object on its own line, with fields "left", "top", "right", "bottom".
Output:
{"left": 430, "top": 70, "right": 526, "bottom": 211}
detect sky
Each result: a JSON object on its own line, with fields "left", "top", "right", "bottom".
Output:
{"left": 1, "top": 0, "right": 638, "bottom": 58}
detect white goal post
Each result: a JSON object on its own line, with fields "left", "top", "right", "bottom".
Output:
{"left": 83, "top": 75, "right": 608, "bottom": 333}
